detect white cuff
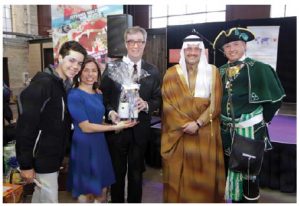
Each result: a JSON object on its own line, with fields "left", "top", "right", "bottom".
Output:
{"left": 108, "top": 110, "right": 115, "bottom": 120}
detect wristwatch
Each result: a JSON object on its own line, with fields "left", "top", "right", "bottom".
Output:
{"left": 196, "top": 121, "right": 201, "bottom": 128}
{"left": 196, "top": 120, "right": 203, "bottom": 128}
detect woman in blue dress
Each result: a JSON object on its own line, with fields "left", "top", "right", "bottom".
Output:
{"left": 67, "top": 56, "right": 136, "bottom": 203}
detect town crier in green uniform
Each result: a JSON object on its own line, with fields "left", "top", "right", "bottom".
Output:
{"left": 213, "top": 27, "right": 286, "bottom": 203}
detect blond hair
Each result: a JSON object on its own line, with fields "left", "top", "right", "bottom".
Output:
{"left": 124, "top": 26, "right": 147, "bottom": 42}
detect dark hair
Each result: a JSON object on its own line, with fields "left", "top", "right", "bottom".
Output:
{"left": 59, "top": 40, "right": 88, "bottom": 58}
{"left": 73, "top": 55, "right": 101, "bottom": 91}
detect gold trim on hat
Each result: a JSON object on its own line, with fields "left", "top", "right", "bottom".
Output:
{"left": 213, "top": 27, "right": 255, "bottom": 49}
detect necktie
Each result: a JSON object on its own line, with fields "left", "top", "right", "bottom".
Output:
{"left": 132, "top": 64, "right": 138, "bottom": 83}
{"left": 228, "top": 60, "right": 244, "bottom": 67}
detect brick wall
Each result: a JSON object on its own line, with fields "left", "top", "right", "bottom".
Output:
{"left": 4, "top": 5, "right": 39, "bottom": 96}
{"left": 3, "top": 38, "right": 29, "bottom": 96}
{"left": 12, "top": 5, "right": 38, "bottom": 35}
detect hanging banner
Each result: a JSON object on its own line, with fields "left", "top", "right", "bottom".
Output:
{"left": 247, "top": 26, "right": 280, "bottom": 70}
{"left": 51, "top": 5, "right": 123, "bottom": 70}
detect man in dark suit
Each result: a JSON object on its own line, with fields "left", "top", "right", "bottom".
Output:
{"left": 101, "top": 26, "right": 161, "bottom": 203}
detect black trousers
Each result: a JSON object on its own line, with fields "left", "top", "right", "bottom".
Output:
{"left": 106, "top": 129, "right": 146, "bottom": 203}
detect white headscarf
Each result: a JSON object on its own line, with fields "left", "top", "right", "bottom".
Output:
{"left": 179, "top": 35, "right": 212, "bottom": 98}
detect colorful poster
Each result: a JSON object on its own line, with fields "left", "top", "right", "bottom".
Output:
{"left": 247, "top": 26, "right": 280, "bottom": 70}
{"left": 169, "top": 49, "right": 181, "bottom": 63}
{"left": 51, "top": 5, "right": 123, "bottom": 69}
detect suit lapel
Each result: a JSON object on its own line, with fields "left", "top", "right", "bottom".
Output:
{"left": 139, "top": 60, "right": 150, "bottom": 95}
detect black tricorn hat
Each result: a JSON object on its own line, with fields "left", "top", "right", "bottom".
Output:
{"left": 213, "top": 27, "right": 255, "bottom": 49}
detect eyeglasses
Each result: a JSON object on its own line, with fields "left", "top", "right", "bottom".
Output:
{"left": 126, "top": 40, "right": 145, "bottom": 47}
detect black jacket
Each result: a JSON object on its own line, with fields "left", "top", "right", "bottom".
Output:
{"left": 101, "top": 59, "right": 161, "bottom": 147}
{"left": 3, "top": 83, "right": 13, "bottom": 123}
{"left": 16, "top": 66, "right": 71, "bottom": 173}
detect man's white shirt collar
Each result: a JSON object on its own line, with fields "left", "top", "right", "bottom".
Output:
{"left": 122, "top": 56, "right": 141, "bottom": 76}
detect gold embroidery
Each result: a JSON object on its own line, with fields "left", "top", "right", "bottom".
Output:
{"left": 187, "top": 66, "right": 197, "bottom": 95}
{"left": 227, "top": 65, "right": 242, "bottom": 78}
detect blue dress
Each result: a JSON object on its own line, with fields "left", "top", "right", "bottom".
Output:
{"left": 67, "top": 88, "right": 115, "bottom": 197}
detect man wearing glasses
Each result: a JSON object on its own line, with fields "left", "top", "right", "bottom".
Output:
{"left": 16, "top": 41, "right": 87, "bottom": 203}
{"left": 101, "top": 26, "right": 161, "bottom": 203}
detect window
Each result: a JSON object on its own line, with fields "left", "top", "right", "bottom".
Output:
{"left": 150, "top": 4, "right": 226, "bottom": 28}
{"left": 271, "top": 4, "right": 298, "bottom": 17}
{"left": 150, "top": 4, "right": 297, "bottom": 28}
{"left": 3, "top": 5, "right": 12, "bottom": 32}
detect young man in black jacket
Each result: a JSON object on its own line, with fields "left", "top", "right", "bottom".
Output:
{"left": 16, "top": 41, "right": 87, "bottom": 203}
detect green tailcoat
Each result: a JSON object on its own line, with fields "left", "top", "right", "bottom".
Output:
{"left": 220, "top": 57, "right": 286, "bottom": 150}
